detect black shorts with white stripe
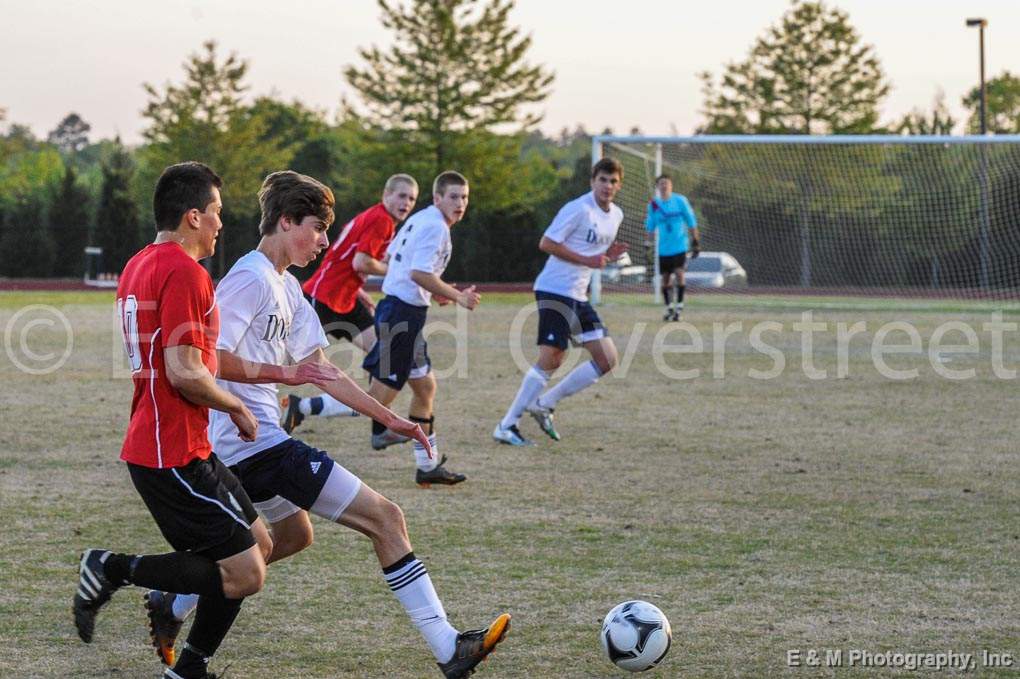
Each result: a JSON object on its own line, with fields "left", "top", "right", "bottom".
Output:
{"left": 128, "top": 454, "right": 259, "bottom": 562}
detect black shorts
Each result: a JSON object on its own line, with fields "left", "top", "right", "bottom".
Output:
{"left": 362, "top": 295, "right": 431, "bottom": 389}
{"left": 535, "top": 291, "right": 607, "bottom": 350}
{"left": 230, "top": 439, "right": 334, "bottom": 508}
{"left": 128, "top": 454, "right": 258, "bottom": 562}
{"left": 309, "top": 295, "right": 374, "bottom": 342}
{"left": 659, "top": 252, "right": 687, "bottom": 274}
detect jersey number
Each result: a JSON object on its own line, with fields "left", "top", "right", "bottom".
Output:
{"left": 118, "top": 295, "right": 142, "bottom": 372}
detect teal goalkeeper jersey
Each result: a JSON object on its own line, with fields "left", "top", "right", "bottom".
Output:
{"left": 645, "top": 194, "right": 697, "bottom": 256}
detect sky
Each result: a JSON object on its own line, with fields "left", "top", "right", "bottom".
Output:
{"left": 2, "top": 0, "right": 1019, "bottom": 144}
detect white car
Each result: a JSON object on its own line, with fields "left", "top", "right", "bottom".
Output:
{"left": 684, "top": 251, "right": 747, "bottom": 288}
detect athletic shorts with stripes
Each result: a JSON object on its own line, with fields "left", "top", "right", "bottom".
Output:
{"left": 128, "top": 454, "right": 259, "bottom": 562}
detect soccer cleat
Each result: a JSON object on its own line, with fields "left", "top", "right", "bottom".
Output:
{"left": 436, "top": 613, "right": 511, "bottom": 678}
{"left": 145, "top": 590, "right": 183, "bottom": 666}
{"left": 526, "top": 401, "right": 560, "bottom": 441}
{"left": 416, "top": 455, "right": 467, "bottom": 488}
{"left": 281, "top": 394, "right": 304, "bottom": 434}
{"left": 73, "top": 549, "right": 122, "bottom": 643}
{"left": 372, "top": 428, "right": 411, "bottom": 450}
{"left": 491, "top": 423, "right": 534, "bottom": 447}
{"left": 162, "top": 670, "right": 224, "bottom": 679}
{"left": 662, "top": 309, "right": 673, "bottom": 322}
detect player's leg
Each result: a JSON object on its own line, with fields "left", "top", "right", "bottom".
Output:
{"left": 532, "top": 302, "right": 616, "bottom": 427}
{"left": 79, "top": 457, "right": 267, "bottom": 676}
{"left": 408, "top": 372, "right": 465, "bottom": 487}
{"left": 673, "top": 254, "right": 688, "bottom": 319}
{"left": 497, "top": 293, "right": 570, "bottom": 443}
{"left": 336, "top": 481, "right": 509, "bottom": 674}
{"left": 659, "top": 256, "right": 674, "bottom": 320}
{"left": 363, "top": 296, "right": 416, "bottom": 450}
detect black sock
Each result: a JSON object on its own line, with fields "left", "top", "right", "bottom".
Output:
{"left": 677, "top": 284, "right": 686, "bottom": 308}
{"left": 409, "top": 414, "right": 434, "bottom": 435}
{"left": 173, "top": 595, "right": 244, "bottom": 678}
{"left": 106, "top": 551, "right": 223, "bottom": 596}
{"left": 309, "top": 396, "right": 324, "bottom": 415}
{"left": 372, "top": 419, "right": 387, "bottom": 435}
{"left": 662, "top": 285, "right": 672, "bottom": 307}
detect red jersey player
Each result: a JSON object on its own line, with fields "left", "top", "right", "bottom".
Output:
{"left": 73, "top": 162, "right": 336, "bottom": 679}
{"left": 282, "top": 174, "right": 418, "bottom": 435}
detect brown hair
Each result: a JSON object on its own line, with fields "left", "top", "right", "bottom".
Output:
{"left": 655, "top": 173, "right": 672, "bottom": 184}
{"left": 432, "top": 170, "right": 468, "bottom": 197}
{"left": 592, "top": 157, "right": 624, "bottom": 180}
{"left": 257, "top": 171, "right": 335, "bottom": 236}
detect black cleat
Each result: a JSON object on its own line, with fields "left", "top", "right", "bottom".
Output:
{"left": 73, "top": 549, "right": 121, "bottom": 643}
{"left": 416, "top": 455, "right": 466, "bottom": 488}
{"left": 145, "top": 590, "right": 184, "bottom": 666}
{"left": 281, "top": 394, "right": 304, "bottom": 434}
{"left": 437, "top": 613, "right": 511, "bottom": 678}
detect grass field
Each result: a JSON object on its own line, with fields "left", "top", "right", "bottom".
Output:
{"left": 2, "top": 289, "right": 1019, "bottom": 678}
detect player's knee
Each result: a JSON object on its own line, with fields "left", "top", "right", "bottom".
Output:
{"left": 222, "top": 559, "right": 266, "bottom": 598}
{"left": 373, "top": 496, "right": 407, "bottom": 537}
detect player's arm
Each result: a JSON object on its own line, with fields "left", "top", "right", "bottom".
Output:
{"left": 539, "top": 237, "right": 628, "bottom": 269}
{"left": 163, "top": 345, "right": 258, "bottom": 441}
{"left": 216, "top": 350, "right": 341, "bottom": 387}
{"left": 352, "top": 251, "right": 387, "bottom": 277}
{"left": 410, "top": 270, "right": 479, "bottom": 309}
{"left": 683, "top": 198, "right": 701, "bottom": 257}
{"left": 296, "top": 348, "right": 432, "bottom": 455}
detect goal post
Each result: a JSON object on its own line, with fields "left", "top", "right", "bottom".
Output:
{"left": 591, "top": 134, "right": 1020, "bottom": 304}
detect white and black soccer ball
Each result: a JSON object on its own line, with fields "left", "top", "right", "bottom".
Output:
{"left": 600, "top": 600, "right": 672, "bottom": 672}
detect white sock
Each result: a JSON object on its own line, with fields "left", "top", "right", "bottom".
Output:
{"left": 414, "top": 434, "right": 438, "bottom": 472}
{"left": 539, "top": 360, "right": 603, "bottom": 409}
{"left": 383, "top": 554, "right": 459, "bottom": 663}
{"left": 300, "top": 394, "right": 357, "bottom": 418}
{"left": 172, "top": 592, "right": 199, "bottom": 622}
{"left": 500, "top": 366, "right": 550, "bottom": 429}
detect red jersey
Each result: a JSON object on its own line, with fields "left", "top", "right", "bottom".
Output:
{"left": 117, "top": 242, "right": 220, "bottom": 468}
{"left": 303, "top": 203, "right": 395, "bottom": 313}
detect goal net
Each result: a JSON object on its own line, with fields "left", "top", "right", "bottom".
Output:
{"left": 592, "top": 135, "right": 1020, "bottom": 302}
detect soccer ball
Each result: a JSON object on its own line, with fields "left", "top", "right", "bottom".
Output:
{"left": 600, "top": 600, "right": 672, "bottom": 672}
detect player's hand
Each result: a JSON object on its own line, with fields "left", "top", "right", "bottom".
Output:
{"left": 388, "top": 417, "right": 432, "bottom": 458}
{"left": 230, "top": 404, "right": 259, "bottom": 442}
{"left": 690, "top": 239, "right": 701, "bottom": 259}
{"left": 456, "top": 285, "right": 480, "bottom": 310}
{"left": 606, "top": 241, "right": 629, "bottom": 261}
{"left": 434, "top": 294, "right": 453, "bottom": 306}
{"left": 279, "top": 361, "right": 343, "bottom": 387}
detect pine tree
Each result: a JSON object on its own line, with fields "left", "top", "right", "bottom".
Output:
{"left": 700, "top": 1, "right": 890, "bottom": 134}
{"left": 344, "top": 0, "right": 554, "bottom": 173}
{"left": 0, "top": 198, "right": 55, "bottom": 277}
{"left": 48, "top": 162, "right": 92, "bottom": 276}
{"left": 93, "top": 141, "right": 140, "bottom": 274}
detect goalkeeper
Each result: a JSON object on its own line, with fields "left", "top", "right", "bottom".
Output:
{"left": 644, "top": 174, "right": 700, "bottom": 321}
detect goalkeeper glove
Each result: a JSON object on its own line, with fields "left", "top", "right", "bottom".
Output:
{"left": 690, "top": 238, "right": 701, "bottom": 259}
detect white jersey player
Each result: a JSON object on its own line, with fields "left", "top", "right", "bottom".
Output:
{"left": 143, "top": 171, "right": 510, "bottom": 679}
{"left": 494, "top": 158, "right": 628, "bottom": 445}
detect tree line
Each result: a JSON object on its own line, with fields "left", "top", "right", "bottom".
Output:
{"left": 2, "top": 0, "right": 1018, "bottom": 283}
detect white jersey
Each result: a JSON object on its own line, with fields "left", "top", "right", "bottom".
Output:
{"left": 382, "top": 205, "right": 452, "bottom": 307}
{"left": 208, "top": 250, "right": 328, "bottom": 465}
{"left": 533, "top": 191, "right": 624, "bottom": 301}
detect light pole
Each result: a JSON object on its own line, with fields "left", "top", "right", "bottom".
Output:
{"left": 966, "top": 17, "right": 990, "bottom": 289}
{"left": 966, "top": 18, "right": 988, "bottom": 134}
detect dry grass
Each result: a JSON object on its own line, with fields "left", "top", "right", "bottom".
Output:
{"left": 1, "top": 290, "right": 1018, "bottom": 678}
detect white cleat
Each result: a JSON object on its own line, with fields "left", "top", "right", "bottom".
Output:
{"left": 492, "top": 423, "right": 535, "bottom": 447}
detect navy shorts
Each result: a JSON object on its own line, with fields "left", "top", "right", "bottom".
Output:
{"left": 659, "top": 252, "right": 687, "bottom": 274}
{"left": 128, "top": 454, "right": 258, "bottom": 562}
{"left": 535, "top": 291, "right": 607, "bottom": 350}
{"left": 229, "top": 439, "right": 335, "bottom": 510}
{"left": 362, "top": 295, "right": 431, "bottom": 389}
{"left": 309, "top": 295, "right": 374, "bottom": 342}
